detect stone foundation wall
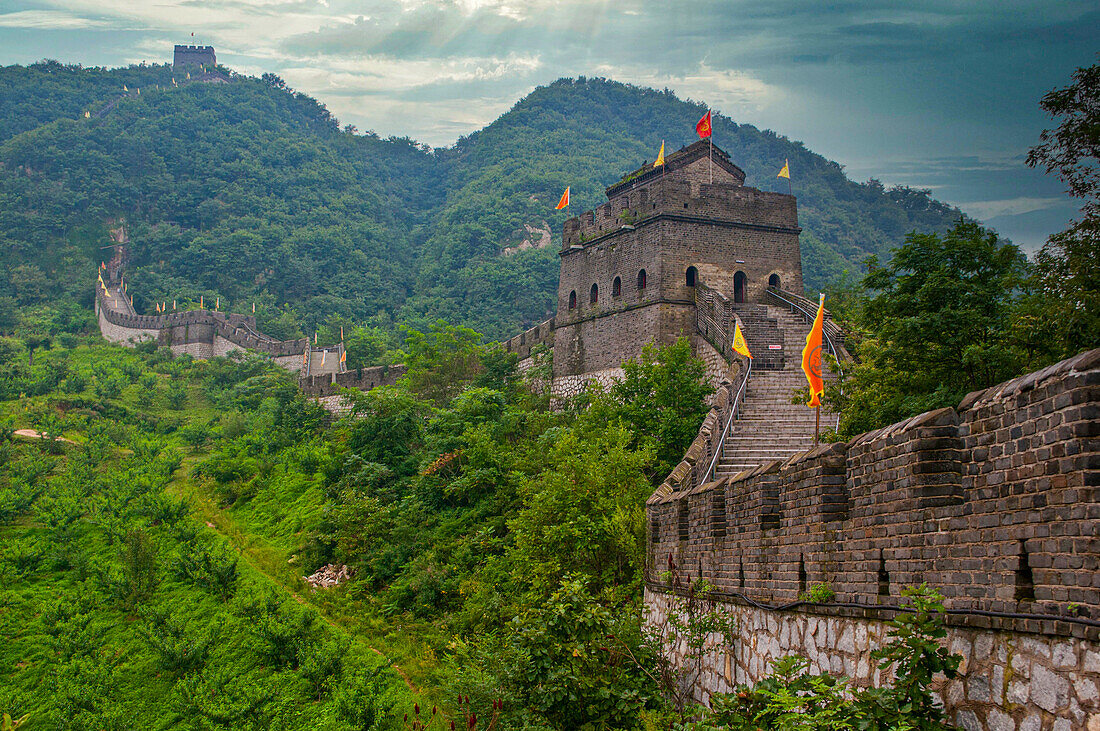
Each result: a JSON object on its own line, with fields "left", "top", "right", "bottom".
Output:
{"left": 646, "top": 588, "right": 1100, "bottom": 730}
{"left": 551, "top": 366, "right": 626, "bottom": 400}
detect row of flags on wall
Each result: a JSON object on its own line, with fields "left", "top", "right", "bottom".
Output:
{"left": 553, "top": 110, "right": 793, "bottom": 210}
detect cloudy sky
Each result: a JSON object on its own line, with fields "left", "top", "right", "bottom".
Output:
{"left": 1, "top": 0, "right": 1095, "bottom": 250}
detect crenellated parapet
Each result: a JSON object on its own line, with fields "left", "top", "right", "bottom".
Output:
{"left": 562, "top": 179, "right": 799, "bottom": 249}
{"left": 501, "top": 317, "right": 556, "bottom": 361}
{"left": 299, "top": 364, "right": 409, "bottom": 397}
{"left": 94, "top": 280, "right": 341, "bottom": 373}
{"left": 648, "top": 347, "right": 1100, "bottom": 630}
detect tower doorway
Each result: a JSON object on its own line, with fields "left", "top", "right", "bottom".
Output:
{"left": 734, "top": 271, "right": 747, "bottom": 303}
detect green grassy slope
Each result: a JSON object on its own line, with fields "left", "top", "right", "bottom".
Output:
{"left": 0, "top": 339, "right": 419, "bottom": 730}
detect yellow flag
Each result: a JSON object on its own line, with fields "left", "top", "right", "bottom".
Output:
{"left": 654, "top": 141, "right": 665, "bottom": 167}
{"left": 732, "top": 322, "right": 752, "bottom": 359}
{"left": 84, "top": 111, "right": 90, "bottom": 118}
{"left": 778, "top": 159, "right": 790, "bottom": 179}
{"left": 123, "top": 85, "right": 128, "bottom": 92}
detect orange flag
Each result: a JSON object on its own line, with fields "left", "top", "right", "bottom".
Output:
{"left": 696, "top": 110, "right": 712, "bottom": 138}
{"left": 801, "top": 294, "right": 826, "bottom": 407}
{"left": 555, "top": 187, "right": 570, "bottom": 210}
{"left": 732, "top": 322, "right": 752, "bottom": 359}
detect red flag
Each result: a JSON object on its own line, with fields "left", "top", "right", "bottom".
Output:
{"left": 696, "top": 110, "right": 712, "bottom": 138}
{"left": 555, "top": 187, "right": 570, "bottom": 210}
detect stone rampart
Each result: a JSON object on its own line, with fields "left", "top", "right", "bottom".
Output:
{"left": 94, "top": 284, "right": 348, "bottom": 377}
{"left": 561, "top": 179, "right": 799, "bottom": 248}
{"left": 645, "top": 348, "right": 1100, "bottom": 729}
{"left": 299, "top": 364, "right": 408, "bottom": 397}
{"left": 502, "top": 317, "right": 556, "bottom": 361}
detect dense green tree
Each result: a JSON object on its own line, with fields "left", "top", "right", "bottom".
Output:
{"left": 835, "top": 220, "right": 1028, "bottom": 436}
{"left": 1023, "top": 59, "right": 1100, "bottom": 362}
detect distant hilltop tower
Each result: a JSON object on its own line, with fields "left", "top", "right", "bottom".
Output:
{"left": 551, "top": 140, "right": 803, "bottom": 392}
{"left": 174, "top": 44, "right": 216, "bottom": 68}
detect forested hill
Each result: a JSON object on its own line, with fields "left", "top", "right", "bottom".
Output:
{"left": 0, "top": 63, "right": 965, "bottom": 342}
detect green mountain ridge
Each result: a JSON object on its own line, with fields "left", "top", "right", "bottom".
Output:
{"left": 0, "top": 62, "right": 967, "bottom": 341}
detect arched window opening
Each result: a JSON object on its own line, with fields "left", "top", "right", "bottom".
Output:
{"left": 637, "top": 269, "right": 647, "bottom": 290}
{"left": 686, "top": 266, "right": 698, "bottom": 288}
{"left": 768, "top": 273, "right": 781, "bottom": 289}
{"left": 734, "top": 271, "right": 747, "bottom": 303}
{"left": 590, "top": 283, "right": 598, "bottom": 305}
{"left": 568, "top": 290, "right": 577, "bottom": 309}
{"left": 612, "top": 276, "right": 622, "bottom": 297}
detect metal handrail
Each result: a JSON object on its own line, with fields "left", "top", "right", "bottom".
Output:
{"left": 765, "top": 287, "right": 844, "bottom": 382}
{"left": 703, "top": 357, "right": 752, "bottom": 483}
{"left": 766, "top": 287, "right": 844, "bottom": 432}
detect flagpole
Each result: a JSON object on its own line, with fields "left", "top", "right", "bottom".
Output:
{"left": 814, "top": 405, "right": 820, "bottom": 446}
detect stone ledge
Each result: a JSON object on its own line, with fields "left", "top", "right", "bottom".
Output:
{"left": 646, "top": 580, "right": 1100, "bottom": 641}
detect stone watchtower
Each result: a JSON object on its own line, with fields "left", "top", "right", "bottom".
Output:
{"left": 551, "top": 141, "right": 803, "bottom": 393}
{"left": 174, "top": 45, "right": 216, "bottom": 68}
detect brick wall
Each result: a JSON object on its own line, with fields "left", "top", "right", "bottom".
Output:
{"left": 645, "top": 348, "right": 1100, "bottom": 729}
{"left": 299, "top": 364, "right": 408, "bottom": 397}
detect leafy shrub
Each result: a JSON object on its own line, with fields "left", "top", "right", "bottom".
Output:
{"left": 801, "top": 582, "right": 836, "bottom": 604}
{"left": 298, "top": 635, "right": 349, "bottom": 699}
{"left": 41, "top": 588, "right": 106, "bottom": 660}
{"left": 137, "top": 606, "right": 221, "bottom": 674}
{"left": 327, "top": 665, "right": 393, "bottom": 730}
{"left": 237, "top": 588, "right": 320, "bottom": 668}
{"left": 164, "top": 381, "right": 187, "bottom": 410}
{"left": 173, "top": 542, "right": 239, "bottom": 601}
{"left": 690, "top": 585, "right": 962, "bottom": 730}
{"left": 103, "top": 528, "right": 160, "bottom": 610}
{"left": 173, "top": 667, "right": 274, "bottom": 730}
{"left": 2, "top": 538, "right": 44, "bottom": 578}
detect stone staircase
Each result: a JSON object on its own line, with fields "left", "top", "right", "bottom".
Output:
{"left": 713, "top": 304, "right": 839, "bottom": 479}
{"left": 729, "top": 304, "right": 785, "bottom": 369}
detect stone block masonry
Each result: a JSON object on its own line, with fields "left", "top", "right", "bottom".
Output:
{"left": 552, "top": 140, "right": 802, "bottom": 391}
{"left": 646, "top": 347, "right": 1100, "bottom": 729}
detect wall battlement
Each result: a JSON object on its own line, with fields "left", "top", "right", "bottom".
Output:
{"left": 299, "top": 364, "right": 409, "bottom": 397}
{"left": 94, "top": 282, "right": 344, "bottom": 377}
{"left": 173, "top": 45, "right": 216, "bottom": 68}
{"left": 648, "top": 347, "right": 1100, "bottom": 629}
{"left": 562, "top": 179, "right": 798, "bottom": 249}
{"left": 501, "top": 317, "right": 556, "bottom": 361}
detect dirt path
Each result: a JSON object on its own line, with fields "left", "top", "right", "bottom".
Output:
{"left": 13, "top": 428, "right": 78, "bottom": 444}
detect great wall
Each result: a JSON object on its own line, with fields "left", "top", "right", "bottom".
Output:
{"left": 95, "top": 141, "right": 1099, "bottom": 730}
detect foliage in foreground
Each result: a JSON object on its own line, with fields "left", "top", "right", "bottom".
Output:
{"left": 0, "top": 334, "right": 406, "bottom": 730}
{"left": 685, "top": 585, "right": 961, "bottom": 730}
